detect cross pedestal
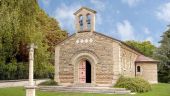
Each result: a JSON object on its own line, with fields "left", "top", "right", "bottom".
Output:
{"left": 25, "top": 86, "right": 37, "bottom": 96}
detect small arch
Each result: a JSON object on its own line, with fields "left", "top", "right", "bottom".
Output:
{"left": 137, "top": 66, "right": 141, "bottom": 72}
{"left": 86, "top": 14, "right": 91, "bottom": 30}
{"left": 79, "top": 15, "right": 83, "bottom": 31}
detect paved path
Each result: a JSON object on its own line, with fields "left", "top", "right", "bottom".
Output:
{"left": 0, "top": 79, "right": 48, "bottom": 88}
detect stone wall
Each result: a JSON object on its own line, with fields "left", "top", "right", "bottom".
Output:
{"left": 56, "top": 32, "right": 116, "bottom": 85}
{"left": 136, "top": 63, "right": 158, "bottom": 84}
{"left": 120, "top": 45, "right": 138, "bottom": 77}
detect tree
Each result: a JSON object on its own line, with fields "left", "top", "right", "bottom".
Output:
{"left": 125, "top": 40, "right": 156, "bottom": 57}
{"left": 36, "top": 9, "right": 68, "bottom": 52}
{"left": 0, "top": 0, "right": 67, "bottom": 79}
{"left": 154, "top": 27, "right": 170, "bottom": 83}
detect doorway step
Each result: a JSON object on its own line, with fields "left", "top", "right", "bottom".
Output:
{"left": 71, "top": 83, "right": 95, "bottom": 87}
{"left": 39, "top": 86, "right": 131, "bottom": 94}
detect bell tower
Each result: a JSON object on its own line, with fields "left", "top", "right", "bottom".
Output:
{"left": 74, "top": 7, "right": 97, "bottom": 33}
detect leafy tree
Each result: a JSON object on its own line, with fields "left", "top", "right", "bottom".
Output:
{"left": 154, "top": 27, "right": 170, "bottom": 83}
{"left": 0, "top": 0, "right": 67, "bottom": 79}
{"left": 125, "top": 40, "right": 156, "bottom": 57}
{"left": 36, "top": 10, "right": 68, "bottom": 52}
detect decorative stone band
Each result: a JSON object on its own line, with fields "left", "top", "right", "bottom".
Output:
{"left": 76, "top": 38, "right": 93, "bottom": 44}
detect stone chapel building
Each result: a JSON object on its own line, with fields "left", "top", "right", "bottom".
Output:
{"left": 54, "top": 7, "right": 158, "bottom": 86}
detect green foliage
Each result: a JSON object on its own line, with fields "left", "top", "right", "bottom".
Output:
{"left": 36, "top": 10, "right": 68, "bottom": 52}
{"left": 0, "top": 60, "right": 28, "bottom": 80}
{"left": 125, "top": 40, "right": 156, "bottom": 57}
{"left": 114, "top": 76, "right": 151, "bottom": 93}
{"left": 154, "top": 28, "right": 170, "bottom": 83}
{"left": 38, "top": 80, "right": 58, "bottom": 86}
{"left": 0, "top": 0, "right": 67, "bottom": 80}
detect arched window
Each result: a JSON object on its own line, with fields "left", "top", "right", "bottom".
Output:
{"left": 86, "top": 14, "right": 91, "bottom": 30}
{"left": 79, "top": 15, "right": 83, "bottom": 31}
{"left": 137, "top": 66, "right": 141, "bottom": 72}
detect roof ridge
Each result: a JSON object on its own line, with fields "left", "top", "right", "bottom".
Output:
{"left": 74, "top": 7, "right": 97, "bottom": 15}
{"left": 93, "top": 31, "right": 144, "bottom": 55}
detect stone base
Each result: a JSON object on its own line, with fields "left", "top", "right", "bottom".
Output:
{"left": 25, "top": 86, "right": 37, "bottom": 96}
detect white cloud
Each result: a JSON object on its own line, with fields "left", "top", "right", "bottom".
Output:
{"left": 122, "top": 0, "right": 142, "bottom": 7}
{"left": 52, "top": 2, "right": 105, "bottom": 33}
{"left": 53, "top": 4, "right": 81, "bottom": 32}
{"left": 41, "top": 0, "right": 51, "bottom": 6}
{"left": 116, "top": 20, "right": 135, "bottom": 40}
{"left": 143, "top": 27, "right": 150, "bottom": 34}
{"left": 89, "top": 0, "right": 107, "bottom": 28}
{"left": 156, "top": 2, "right": 170, "bottom": 22}
{"left": 90, "top": 0, "right": 106, "bottom": 11}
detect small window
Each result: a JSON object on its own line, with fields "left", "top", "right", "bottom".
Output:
{"left": 79, "top": 15, "right": 83, "bottom": 31}
{"left": 137, "top": 66, "right": 141, "bottom": 72}
{"left": 86, "top": 14, "right": 91, "bottom": 30}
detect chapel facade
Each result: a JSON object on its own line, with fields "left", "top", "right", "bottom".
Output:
{"left": 54, "top": 7, "right": 158, "bottom": 86}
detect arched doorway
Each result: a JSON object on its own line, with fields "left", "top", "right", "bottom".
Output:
{"left": 71, "top": 51, "right": 98, "bottom": 85}
{"left": 79, "top": 60, "right": 91, "bottom": 83}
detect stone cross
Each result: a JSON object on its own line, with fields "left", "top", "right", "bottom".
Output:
{"left": 25, "top": 43, "right": 37, "bottom": 96}
{"left": 28, "top": 43, "right": 37, "bottom": 86}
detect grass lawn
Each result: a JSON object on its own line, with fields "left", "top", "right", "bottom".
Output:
{"left": 0, "top": 83, "right": 169, "bottom": 96}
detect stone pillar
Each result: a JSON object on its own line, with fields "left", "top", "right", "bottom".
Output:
{"left": 112, "top": 43, "right": 121, "bottom": 85}
{"left": 25, "top": 43, "right": 37, "bottom": 96}
{"left": 54, "top": 46, "right": 60, "bottom": 83}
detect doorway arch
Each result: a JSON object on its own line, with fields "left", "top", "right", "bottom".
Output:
{"left": 71, "top": 51, "right": 99, "bottom": 85}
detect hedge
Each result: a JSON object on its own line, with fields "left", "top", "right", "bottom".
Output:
{"left": 114, "top": 76, "right": 151, "bottom": 93}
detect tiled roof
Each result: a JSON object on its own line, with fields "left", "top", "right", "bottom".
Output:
{"left": 135, "top": 55, "right": 158, "bottom": 63}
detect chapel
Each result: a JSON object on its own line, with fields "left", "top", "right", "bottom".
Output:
{"left": 54, "top": 7, "right": 158, "bottom": 86}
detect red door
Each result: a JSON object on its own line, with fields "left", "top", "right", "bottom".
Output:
{"left": 79, "top": 60, "right": 86, "bottom": 83}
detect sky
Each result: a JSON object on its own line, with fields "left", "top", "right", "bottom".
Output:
{"left": 38, "top": 0, "right": 170, "bottom": 46}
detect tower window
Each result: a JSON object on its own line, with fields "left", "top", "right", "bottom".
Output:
{"left": 79, "top": 15, "right": 83, "bottom": 31}
{"left": 86, "top": 14, "right": 91, "bottom": 30}
{"left": 137, "top": 66, "right": 141, "bottom": 72}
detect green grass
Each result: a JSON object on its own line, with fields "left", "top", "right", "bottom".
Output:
{"left": 0, "top": 83, "right": 169, "bottom": 96}
{"left": 136, "top": 83, "right": 170, "bottom": 96}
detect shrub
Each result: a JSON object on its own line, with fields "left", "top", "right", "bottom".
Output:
{"left": 38, "top": 80, "right": 58, "bottom": 86}
{"left": 114, "top": 76, "right": 151, "bottom": 93}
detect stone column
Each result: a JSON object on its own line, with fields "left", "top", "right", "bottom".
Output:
{"left": 25, "top": 43, "right": 37, "bottom": 96}
{"left": 54, "top": 46, "right": 60, "bottom": 83}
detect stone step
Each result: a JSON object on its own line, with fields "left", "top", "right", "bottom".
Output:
{"left": 39, "top": 86, "right": 131, "bottom": 94}
{"left": 72, "top": 83, "right": 95, "bottom": 87}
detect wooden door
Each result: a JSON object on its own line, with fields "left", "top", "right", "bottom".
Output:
{"left": 79, "top": 60, "right": 86, "bottom": 83}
